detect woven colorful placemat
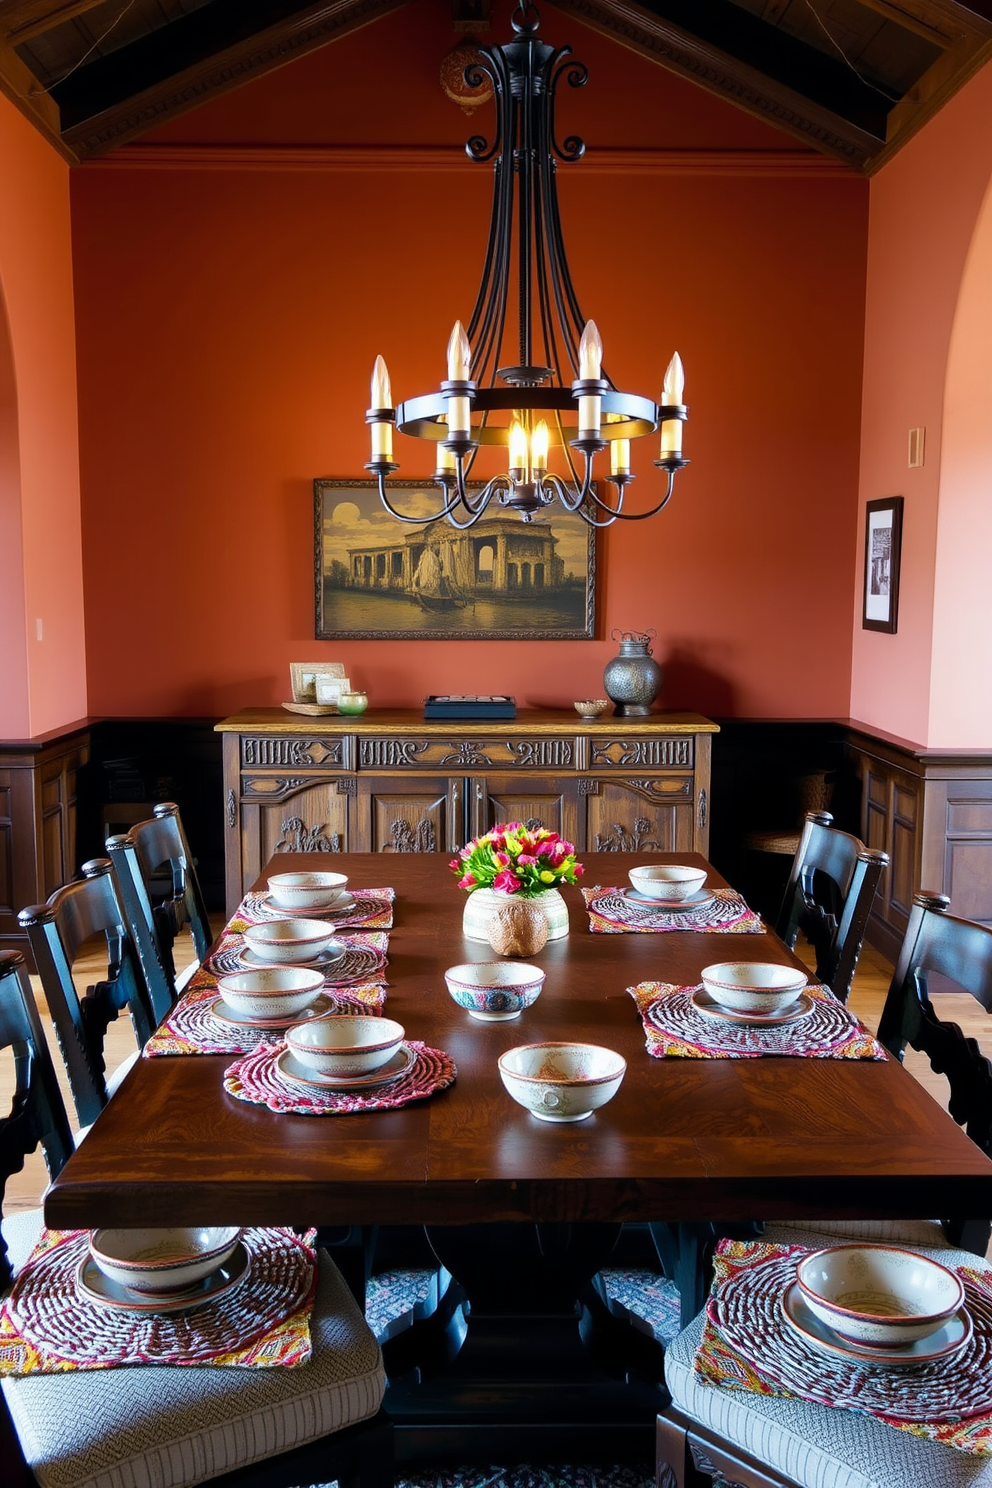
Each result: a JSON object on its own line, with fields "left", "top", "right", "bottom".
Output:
{"left": 207, "top": 930, "right": 388, "bottom": 986}
{"left": 628, "top": 981, "right": 886, "bottom": 1059}
{"left": 582, "top": 886, "right": 762, "bottom": 934}
{"left": 143, "top": 983, "right": 388, "bottom": 1056}
{"left": 0, "top": 1227, "right": 316, "bottom": 1375}
{"left": 225, "top": 1040, "right": 456, "bottom": 1115}
{"left": 695, "top": 1239, "right": 992, "bottom": 1454}
{"left": 230, "top": 888, "right": 395, "bottom": 932}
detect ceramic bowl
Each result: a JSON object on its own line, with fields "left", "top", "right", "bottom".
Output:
{"left": 574, "top": 699, "right": 610, "bottom": 719}
{"left": 628, "top": 864, "right": 708, "bottom": 902}
{"left": 242, "top": 918, "right": 341, "bottom": 965}
{"left": 216, "top": 967, "right": 326, "bottom": 1021}
{"left": 498, "top": 1042, "right": 626, "bottom": 1122}
{"left": 444, "top": 962, "right": 545, "bottom": 1021}
{"left": 337, "top": 692, "right": 369, "bottom": 716}
{"left": 285, "top": 1015, "right": 405, "bottom": 1077}
{"left": 700, "top": 961, "right": 808, "bottom": 1015}
{"left": 89, "top": 1226, "right": 243, "bottom": 1295}
{"left": 796, "top": 1244, "right": 965, "bottom": 1347}
{"left": 267, "top": 871, "right": 349, "bottom": 912}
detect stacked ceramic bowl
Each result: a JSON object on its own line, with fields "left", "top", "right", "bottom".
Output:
{"left": 700, "top": 962, "right": 808, "bottom": 1017}
{"left": 242, "top": 918, "right": 344, "bottom": 966}
{"left": 784, "top": 1244, "right": 970, "bottom": 1366}
{"left": 628, "top": 864, "right": 707, "bottom": 903}
{"left": 87, "top": 1226, "right": 244, "bottom": 1305}
{"left": 267, "top": 871, "right": 349, "bottom": 914}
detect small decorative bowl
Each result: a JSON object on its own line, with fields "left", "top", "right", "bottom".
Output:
{"left": 498, "top": 1042, "right": 626, "bottom": 1122}
{"left": 445, "top": 962, "right": 545, "bottom": 1021}
{"left": 89, "top": 1227, "right": 243, "bottom": 1295}
{"left": 700, "top": 961, "right": 808, "bottom": 1015}
{"left": 242, "top": 918, "right": 341, "bottom": 965}
{"left": 796, "top": 1244, "right": 965, "bottom": 1347}
{"left": 574, "top": 699, "right": 610, "bottom": 719}
{"left": 216, "top": 967, "right": 326, "bottom": 1021}
{"left": 628, "top": 864, "right": 708, "bottom": 902}
{"left": 267, "top": 871, "right": 349, "bottom": 912}
{"left": 337, "top": 692, "right": 369, "bottom": 716}
{"left": 286, "top": 1015, "right": 405, "bottom": 1077}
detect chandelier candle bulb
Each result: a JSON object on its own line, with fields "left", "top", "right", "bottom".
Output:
{"left": 509, "top": 419, "right": 528, "bottom": 476}
{"left": 531, "top": 420, "right": 549, "bottom": 473}
{"left": 436, "top": 415, "right": 456, "bottom": 474}
{"left": 446, "top": 320, "right": 472, "bottom": 437}
{"left": 369, "top": 355, "right": 394, "bottom": 462}
{"left": 577, "top": 320, "right": 603, "bottom": 436}
{"left": 660, "top": 352, "right": 685, "bottom": 458}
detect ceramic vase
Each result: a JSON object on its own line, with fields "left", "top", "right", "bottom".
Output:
{"left": 462, "top": 887, "right": 569, "bottom": 943}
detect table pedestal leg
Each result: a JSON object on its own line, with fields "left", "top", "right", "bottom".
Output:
{"left": 381, "top": 1223, "right": 667, "bottom": 1466}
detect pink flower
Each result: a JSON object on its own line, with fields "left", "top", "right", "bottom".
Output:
{"left": 494, "top": 851, "right": 511, "bottom": 866}
{"left": 493, "top": 868, "right": 522, "bottom": 893}
{"left": 573, "top": 862, "right": 584, "bottom": 877}
{"left": 458, "top": 873, "right": 477, "bottom": 890}
{"left": 517, "top": 853, "right": 537, "bottom": 866}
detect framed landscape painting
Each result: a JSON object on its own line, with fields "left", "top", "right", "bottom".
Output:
{"left": 314, "top": 479, "right": 597, "bottom": 640}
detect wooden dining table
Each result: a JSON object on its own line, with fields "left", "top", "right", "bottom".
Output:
{"left": 44, "top": 851, "right": 992, "bottom": 1465}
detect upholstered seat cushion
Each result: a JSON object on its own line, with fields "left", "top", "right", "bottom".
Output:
{"left": 665, "top": 1240, "right": 992, "bottom": 1488}
{"left": 1, "top": 1212, "right": 385, "bottom": 1488}
{"left": 763, "top": 1217, "right": 948, "bottom": 1248}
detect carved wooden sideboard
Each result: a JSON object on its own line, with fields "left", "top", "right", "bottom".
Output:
{"left": 847, "top": 723, "right": 992, "bottom": 961}
{"left": 0, "top": 720, "right": 90, "bottom": 967}
{"left": 216, "top": 708, "right": 718, "bottom": 914}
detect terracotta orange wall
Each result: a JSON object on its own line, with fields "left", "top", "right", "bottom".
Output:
{"left": 0, "top": 92, "right": 85, "bottom": 737}
{"left": 852, "top": 62, "right": 992, "bottom": 747}
{"left": 72, "top": 4, "right": 867, "bottom": 719}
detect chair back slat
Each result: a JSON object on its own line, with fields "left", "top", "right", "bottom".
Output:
{"left": 106, "top": 802, "right": 211, "bottom": 1014}
{"left": 776, "top": 811, "right": 888, "bottom": 1004}
{"left": 18, "top": 860, "right": 158, "bottom": 1128}
{"left": 0, "top": 951, "right": 74, "bottom": 1286}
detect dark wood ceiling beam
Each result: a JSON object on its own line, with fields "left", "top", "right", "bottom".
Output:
{"left": 0, "top": 0, "right": 108, "bottom": 46}
{"left": 854, "top": 0, "right": 992, "bottom": 46}
{"left": 550, "top": 0, "right": 884, "bottom": 170}
{"left": 57, "top": 0, "right": 412, "bottom": 157}
{"left": 0, "top": 33, "right": 74, "bottom": 159}
{"left": 869, "top": 32, "right": 992, "bottom": 170}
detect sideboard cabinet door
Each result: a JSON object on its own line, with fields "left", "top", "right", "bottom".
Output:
{"left": 470, "top": 775, "right": 580, "bottom": 844}
{"left": 582, "top": 776, "right": 697, "bottom": 854}
{"left": 355, "top": 776, "right": 459, "bottom": 854}
{"left": 237, "top": 778, "right": 351, "bottom": 897}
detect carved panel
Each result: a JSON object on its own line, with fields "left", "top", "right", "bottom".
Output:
{"left": 242, "top": 737, "right": 342, "bottom": 767}
{"left": 388, "top": 818, "right": 438, "bottom": 852}
{"left": 226, "top": 788, "right": 237, "bottom": 829}
{"left": 690, "top": 1443, "right": 749, "bottom": 1488}
{"left": 242, "top": 776, "right": 308, "bottom": 800}
{"left": 359, "top": 738, "right": 430, "bottom": 768}
{"left": 585, "top": 778, "right": 694, "bottom": 854}
{"left": 439, "top": 740, "right": 495, "bottom": 767}
{"left": 590, "top": 737, "right": 693, "bottom": 769}
{"left": 274, "top": 817, "right": 341, "bottom": 853}
{"left": 507, "top": 739, "right": 574, "bottom": 768}
{"left": 594, "top": 817, "right": 662, "bottom": 852}
{"left": 337, "top": 776, "right": 358, "bottom": 797}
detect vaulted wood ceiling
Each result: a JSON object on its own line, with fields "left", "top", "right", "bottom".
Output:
{"left": 2, "top": 0, "right": 991, "bottom": 170}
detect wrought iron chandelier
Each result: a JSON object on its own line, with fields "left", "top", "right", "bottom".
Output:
{"left": 365, "top": 1, "right": 689, "bottom": 529}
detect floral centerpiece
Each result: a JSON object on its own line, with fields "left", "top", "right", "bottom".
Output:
{"left": 451, "top": 824, "right": 583, "bottom": 947}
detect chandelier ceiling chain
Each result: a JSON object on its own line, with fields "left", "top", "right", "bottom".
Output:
{"left": 365, "top": 0, "right": 689, "bottom": 528}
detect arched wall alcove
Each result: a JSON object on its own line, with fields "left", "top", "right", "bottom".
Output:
{"left": 0, "top": 281, "right": 28, "bottom": 737}
{"left": 929, "top": 168, "right": 992, "bottom": 746}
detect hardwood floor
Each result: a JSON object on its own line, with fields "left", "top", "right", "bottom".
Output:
{"left": 1, "top": 931, "right": 988, "bottom": 1219}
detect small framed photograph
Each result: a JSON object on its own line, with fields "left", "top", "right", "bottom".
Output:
{"left": 315, "top": 675, "right": 351, "bottom": 705}
{"left": 862, "top": 497, "right": 904, "bottom": 634}
{"left": 290, "top": 661, "right": 345, "bottom": 703}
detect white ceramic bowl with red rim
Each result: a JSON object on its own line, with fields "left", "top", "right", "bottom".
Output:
{"left": 444, "top": 962, "right": 545, "bottom": 1021}
{"left": 285, "top": 1015, "right": 405, "bottom": 1077}
{"left": 242, "top": 918, "right": 342, "bottom": 965}
{"left": 216, "top": 967, "right": 326, "bottom": 1021}
{"left": 267, "top": 871, "right": 349, "bottom": 912}
{"left": 497, "top": 1042, "right": 626, "bottom": 1122}
{"left": 89, "top": 1226, "right": 243, "bottom": 1295}
{"left": 700, "top": 961, "right": 808, "bottom": 1015}
{"left": 796, "top": 1244, "right": 965, "bottom": 1347}
{"left": 628, "top": 864, "right": 708, "bottom": 902}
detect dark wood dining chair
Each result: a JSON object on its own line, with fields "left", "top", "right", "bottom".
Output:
{"left": 657, "top": 891, "right": 992, "bottom": 1487}
{"left": 0, "top": 952, "right": 392, "bottom": 1488}
{"left": 17, "top": 857, "right": 162, "bottom": 1127}
{"left": 776, "top": 810, "right": 888, "bottom": 1004}
{"left": 106, "top": 800, "right": 212, "bottom": 1011}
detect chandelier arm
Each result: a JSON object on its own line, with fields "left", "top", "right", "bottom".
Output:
{"left": 443, "top": 476, "right": 512, "bottom": 529}
{"left": 480, "top": 154, "right": 515, "bottom": 386}
{"left": 539, "top": 136, "right": 583, "bottom": 377}
{"left": 586, "top": 470, "right": 679, "bottom": 522}
{"left": 373, "top": 471, "right": 465, "bottom": 525}
{"left": 541, "top": 471, "right": 617, "bottom": 528}
{"left": 533, "top": 68, "right": 565, "bottom": 383}
{"left": 464, "top": 49, "right": 505, "bottom": 165}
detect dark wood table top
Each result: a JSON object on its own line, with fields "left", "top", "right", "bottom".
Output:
{"left": 44, "top": 852, "right": 992, "bottom": 1231}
